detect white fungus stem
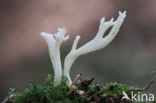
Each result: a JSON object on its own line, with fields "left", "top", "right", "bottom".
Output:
{"left": 40, "top": 11, "right": 126, "bottom": 86}
{"left": 63, "top": 11, "right": 126, "bottom": 86}
{"left": 40, "top": 28, "right": 69, "bottom": 84}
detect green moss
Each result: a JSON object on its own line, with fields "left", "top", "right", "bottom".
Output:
{"left": 8, "top": 75, "right": 69, "bottom": 103}
{"left": 7, "top": 74, "right": 155, "bottom": 103}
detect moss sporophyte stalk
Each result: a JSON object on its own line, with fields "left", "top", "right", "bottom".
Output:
{"left": 2, "top": 11, "right": 156, "bottom": 103}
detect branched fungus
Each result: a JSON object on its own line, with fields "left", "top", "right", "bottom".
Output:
{"left": 40, "top": 11, "right": 126, "bottom": 86}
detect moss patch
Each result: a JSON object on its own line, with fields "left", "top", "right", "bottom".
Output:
{"left": 5, "top": 74, "right": 156, "bottom": 103}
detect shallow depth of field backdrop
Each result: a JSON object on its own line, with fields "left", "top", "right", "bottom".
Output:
{"left": 0, "top": 0, "right": 156, "bottom": 101}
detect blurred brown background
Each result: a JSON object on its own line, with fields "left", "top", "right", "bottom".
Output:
{"left": 0, "top": 0, "right": 156, "bottom": 100}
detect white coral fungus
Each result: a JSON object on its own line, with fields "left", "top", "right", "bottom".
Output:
{"left": 40, "top": 11, "right": 127, "bottom": 86}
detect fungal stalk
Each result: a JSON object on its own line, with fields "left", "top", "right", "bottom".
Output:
{"left": 40, "top": 28, "right": 69, "bottom": 84}
{"left": 40, "top": 11, "right": 126, "bottom": 86}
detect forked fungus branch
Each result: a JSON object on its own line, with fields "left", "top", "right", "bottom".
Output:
{"left": 40, "top": 11, "right": 127, "bottom": 86}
